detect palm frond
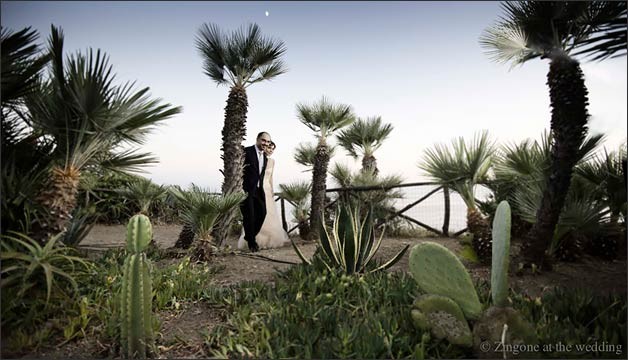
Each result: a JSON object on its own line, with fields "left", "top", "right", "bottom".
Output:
{"left": 278, "top": 181, "right": 311, "bottom": 204}
{"left": 296, "top": 96, "right": 355, "bottom": 139}
{"left": 336, "top": 116, "right": 393, "bottom": 159}
{"left": 330, "top": 162, "right": 354, "bottom": 188}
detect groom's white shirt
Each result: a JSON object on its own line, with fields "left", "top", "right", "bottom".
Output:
{"left": 255, "top": 145, "right": 264, "bottom": 187}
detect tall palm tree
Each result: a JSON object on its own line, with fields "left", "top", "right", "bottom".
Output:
{"left": 336, "top": 116, "right": 393, "bottom": 175}
{"left": 196, "top": 23, "right": 287, "bottom": 246}
{"left": 480, "top": 1, "right": 627, "bottom": 269}
{"left": 296, "top": 96, "right": 355, "bottom": 239}
{"left": 21, "top": 25, "right": 181, "bottom": 242}
{"left": 420, "top": 131, "right": 495, "bottom": 263}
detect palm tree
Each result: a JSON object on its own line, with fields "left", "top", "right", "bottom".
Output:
{"left": 420, "top": 131, "right": 495, "bottom": 263}
{"left": 169, "top": 184, "right": 245, "bottom": 260}
{"left": 294, "top": 142, "right": 336, "bottom": 171}
{"left": 279, "top": 181, "right": 311, "bottom": 239}
{"left": 1, "top": 27, "right": 52, "bottom": 235}
{"left": 118, "top": 177, "right": 168, "bottom": 215}
{"left": 336, "top": 116, "right": 393, "bottom": 175}
{"left": 480, "top": 1, "right": 627, "bottom": 269}
{"left": 196, "top": 23, "right": 287, "bottom": 246}
{"left": 20, "top": 25, "right": 181, "bottom": 242}
{"left": 296, "top": 96, "right": 355, "bottom": 239}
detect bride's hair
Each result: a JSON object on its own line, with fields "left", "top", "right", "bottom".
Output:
{"left": 270, "top": 141, "right": 276, "bottom": 149}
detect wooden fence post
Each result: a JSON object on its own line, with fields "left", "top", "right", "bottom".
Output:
{"left": 442, "top": 185, "right": 450, "bottom": 237}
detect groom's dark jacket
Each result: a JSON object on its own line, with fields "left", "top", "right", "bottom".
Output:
{"left": 242, "top": 145, "right": 268, "bottom": 194}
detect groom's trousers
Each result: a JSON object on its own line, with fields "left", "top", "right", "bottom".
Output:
{"left": 240, "top": 186, "right": 266, "bottom": 246}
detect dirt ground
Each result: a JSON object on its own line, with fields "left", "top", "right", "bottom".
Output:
{"left": 81, "top": 224, "right": 627, "bottom": 298}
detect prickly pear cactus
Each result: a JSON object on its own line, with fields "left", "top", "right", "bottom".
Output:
{"left": 411, "top": 294, "right": 472, "bottom": 347}
{"left": 409, "top": 242, "right": 482, "bottom": 320}
{"left": 491, "top": 201, "right": 511, "bottom": 307}
{"left": 120, "top": 214, "right": 154, "bottom": 359}
{"left": 472, "top": 306, "right": 538, "bottom": 359}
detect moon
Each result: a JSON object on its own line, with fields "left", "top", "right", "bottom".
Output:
{"left": 265, "top": 11, "right": 269, "bottom": 16}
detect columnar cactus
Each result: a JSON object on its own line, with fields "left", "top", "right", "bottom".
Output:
{"left": 120, "top": 214, "right": 154, "bottom": 359}
{"left": 491, "top": 201, "right": 511, "bottom": 307}
{"left": 409, "top": 242, "right": 482, "bottom": 320}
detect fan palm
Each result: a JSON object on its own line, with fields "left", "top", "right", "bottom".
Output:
{"left": 279, "top": 181, "right": 311, "bottom": 239}
{"left": 296, "top": 96, "right": 355, "bottom": 239}
{"left": 196, "top": 23, "right": 287, "bottom": 245}
{"left": 19, "top": 25, "right": 181, "bottom": 242}
{"left": 480, "top": 1, "right": 627, "bottom": 268}
{"left": 294, "top": 142, "right": 336, "bottom": 171}
{"left": 336, "top": 116, "right": 393, "bottom": 175}
{"left": 169, "top": 184, "right": 246, "bottom": 260}
{"left": 118, "top": 177, "right": 168, "bottom": 215}
{"left": 575, "top": 143, "right": 627, "bottom": 224}
{"left": 419, "top": 131, "right": 495, "bottom": 262}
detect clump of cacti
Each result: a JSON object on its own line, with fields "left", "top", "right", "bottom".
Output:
{"left": 292, "top": 202, "right": 408, "bottom": 274}
{"left": 409, "top": 200, "right": 537, "bottom": 355}
{"left": 408, "top": 242, "right": 482, "bottom": 320}
{"left": 120, "top": 214, "right": 154, "bottom": 359}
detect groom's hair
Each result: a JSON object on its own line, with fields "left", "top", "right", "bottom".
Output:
{"left": 257, "top": 131, "right": 270, "bottom": 139}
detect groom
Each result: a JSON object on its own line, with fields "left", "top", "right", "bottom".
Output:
{"left": 240, "top": 132, "right": 271, "bottom": 252}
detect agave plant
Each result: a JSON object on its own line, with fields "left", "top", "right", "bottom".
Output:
{"left": 336, "top": 116, "right": 393, "bottom": 175}
{"left": 1, "top": 232, "right": 90, "bottom": 309}
{"left": 292, "top": 203, "right": 408, "bottom": 274}
{"left": 480, "top": 1, "right": 626, "bottom": 268}
{"left": 20, "top": 25, "right": 180, "bottom": 242}
{"left": 419, "top": 131, "right": 495, "bottom": 262}
{"left": 118, "top": 177, "right": 168, "bottom": 215}
{"left": 279, "top": 181, "right": 311, "bottom": 239}
{"left": 196, "top": 23, "right": 287, "bottom": 245}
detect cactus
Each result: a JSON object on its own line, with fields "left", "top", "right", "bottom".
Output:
{"left": 491, "top": 200, "right": 511, "bottom": 307}
{"left": 472, "top": 307, "right": 538, "bottom": 359}
{"left": 120, "top": 214, "right": 154, "bottom": 359}
{"left": 411, "top": 294, "right": 472, "bottom": 347}
{"left": 409, "top": 242, "right": 482, "bottom": 320}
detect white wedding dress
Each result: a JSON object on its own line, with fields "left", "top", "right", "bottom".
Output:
{"left": 238, "top": 158, "right": 290, "bottom": 250}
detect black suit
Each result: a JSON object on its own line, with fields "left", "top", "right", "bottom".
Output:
{"left": 240, "top": 145, "right": 267, "bottom": 250}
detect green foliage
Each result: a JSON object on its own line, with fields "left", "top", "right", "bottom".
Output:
{"left": 118, "top": 178, "right": 168, "bottom": 215}
{"left": 203, "top": 263, "right": 471, "bottom": 359}
{"left": 510, "top": 287, "right": 627, "bottom": 359}
{"left": 1, "top": 232, "right": 91, "bottom": 326}
{"left": 169, "top": 184, "right": 246, "bottom": 241}
{"left": 408, "top": 242, "right": 482, "bottom": 320}
{"left": 293, "top": 203, "right": 408, "bottom": 274}
{"left": 491, "top": 201, "right": 511, "bottom": 307}
{"left": 126, "top": 214, "right": 153, "bottom": 253}
{"left": 336, "top": 116, "right": 394, "bottom": 159}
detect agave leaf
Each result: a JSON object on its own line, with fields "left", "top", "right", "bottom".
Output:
{"left": 290, "top": 237, "right": 311, "bottom": 265}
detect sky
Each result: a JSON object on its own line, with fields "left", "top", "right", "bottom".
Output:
{"left": 2, "top": 1, "right": 627, "bottom": 191}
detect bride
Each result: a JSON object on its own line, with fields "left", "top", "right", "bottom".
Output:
{"left": 238, "top": 141, "right": 290, "bottom": 250}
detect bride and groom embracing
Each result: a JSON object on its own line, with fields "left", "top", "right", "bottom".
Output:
{"left": 237, "top": 131, "right": 290, "bottom": 252}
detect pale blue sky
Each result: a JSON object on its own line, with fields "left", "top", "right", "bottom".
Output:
{"left": 3, "top": 1, "right": 626, "bottom": 190}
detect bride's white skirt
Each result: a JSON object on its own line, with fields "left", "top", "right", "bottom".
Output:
{"left": 237, "top": 200, "right": 290, "bottom": 250}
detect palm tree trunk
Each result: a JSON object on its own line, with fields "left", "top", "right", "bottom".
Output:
{"left": 32, "top": 166, "right": 81, "bottom": 243}
{"left": 442, "top": 186, "right": 450, "bottom": 236}
{"left": 361, "top": 155, "right": 378, "bottom": 175}
{"left": 522, "top": 56, "right": 590, "bottom": 269}
{"left": 174, "top": 223, "right": 195, "bottom": 249}
{"left": 467, "top": 207, "right": 492, "bottom": 263}
{"left": 214, "top": 85, "right": 248, "bottom": 246}
{"left": 308, "top": 141, "right": 330, "bottom": 240}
